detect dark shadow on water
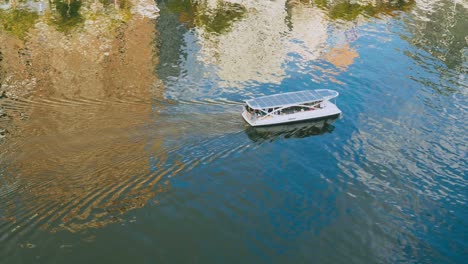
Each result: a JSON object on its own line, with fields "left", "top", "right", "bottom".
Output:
{"left": 245, "top": 117, "right": 338, "bottom": 143}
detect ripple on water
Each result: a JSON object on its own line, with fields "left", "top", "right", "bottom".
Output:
{"left": 0, "top": 94, "right": 257, "bottom": 257}
{"left": 1, "top": 0, "right": 467, "bottom": 262}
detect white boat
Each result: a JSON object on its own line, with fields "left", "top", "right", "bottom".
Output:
{"left": 242, "top": 89, "right": 341, "bottom": 127}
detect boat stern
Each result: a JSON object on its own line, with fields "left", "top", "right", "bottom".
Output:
{"left": 242, "top": 110, "right": 256, "bottom": 126}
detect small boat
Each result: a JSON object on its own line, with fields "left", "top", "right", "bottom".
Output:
{"left": 242, "top": 89, "right": 341, "bottom": 127}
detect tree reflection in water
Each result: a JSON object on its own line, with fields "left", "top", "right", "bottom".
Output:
{"left": 0, "top": 8, "right": 39, "bottom": 38}
{"left": 51, "top": 0, "right": 84, "bottom": 32}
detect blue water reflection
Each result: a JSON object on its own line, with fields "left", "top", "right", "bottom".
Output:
{"left": 153, "top": 0, "right": 467, "bottom": 263}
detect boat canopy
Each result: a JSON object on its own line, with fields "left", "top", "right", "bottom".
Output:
{"left": 245, "top": 89, "right": 339, "bottom": 110}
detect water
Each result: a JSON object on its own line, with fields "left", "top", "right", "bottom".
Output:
{"left": 0, "top": 0, "right": 467, "bottom": 263}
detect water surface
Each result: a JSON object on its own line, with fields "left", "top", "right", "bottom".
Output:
{"left": 0, "top": 0, "right": 467, "bottom": 263}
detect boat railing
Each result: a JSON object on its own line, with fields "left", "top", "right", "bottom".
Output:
{"left": 253, "top": 102, "right": 322, "bottom": 120}
{"left": 247, "top": 100, "right": 327, "bottom": 123}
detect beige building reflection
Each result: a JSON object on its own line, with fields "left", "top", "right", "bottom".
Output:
{"left": 177, "top": 0, "right": 417, "bottom": 88}
{"left": 0, "top": 0, "right": 168, "bottom": 233}
{"left": 196, "top": 0, "right": 290, "bottom": 86}
{"left": 178, "top": 0, "right": 366, "bottom": 88}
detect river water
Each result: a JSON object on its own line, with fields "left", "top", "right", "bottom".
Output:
{"left": 0, "top": 0, "right": 467, "bottom": 263}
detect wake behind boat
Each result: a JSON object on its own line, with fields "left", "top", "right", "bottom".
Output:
{"left": 242, "top": 89, "right": 341, "bottom": 127}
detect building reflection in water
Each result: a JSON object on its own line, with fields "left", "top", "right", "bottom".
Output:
{"left": 0, "top": 0, "right": 166, "bottom": 233}
{"left": 158, "top": 0, "right": 414, "bottom": 93}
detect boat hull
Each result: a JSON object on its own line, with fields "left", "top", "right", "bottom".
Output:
{"left": 242, "top": 102, "right": 341, "bottom": 127}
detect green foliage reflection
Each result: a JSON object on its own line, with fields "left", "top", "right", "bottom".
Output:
{"left": 194, "top": 1, "right": 246, "bottom": 34}
{"left": 315, "top": 0, "right": 415, "bottom": 20}
{"left": 0, "top": 9, "right": 39, "bottom": 38}
{"left": 50, "top": 0, "right": 84, "bottom": 32}
{"left": 165, "top": 0, "right": 246, "bottom": 34}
